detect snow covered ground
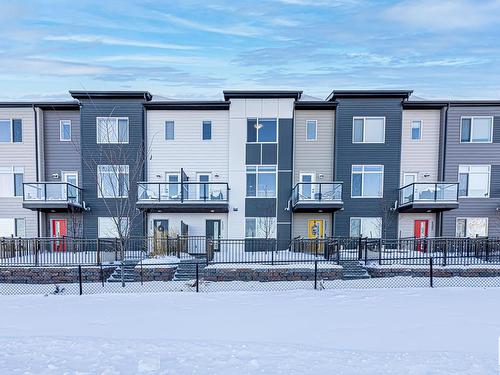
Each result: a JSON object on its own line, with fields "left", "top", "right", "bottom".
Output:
{"left": 0, "top": 288, "right": 499, "bottom": 374}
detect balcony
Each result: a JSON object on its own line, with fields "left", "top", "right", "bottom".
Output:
{"left": 22, "top": 182, "right": 83, "bottom": 212}
{"left": 136, "top": 182, "right": 229, "bottom": 213}
{"left": 291, "top": 182, "right": 343, "bottom": 212}
{"left": 398, "top": 182, "right": 459, "bottom": 213}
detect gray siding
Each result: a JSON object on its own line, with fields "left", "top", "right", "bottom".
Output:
{"left": 442, "top": 106, "right": 500, "bottom": 236}
{"left": 334, "top": 98, "right": 403, "bottom": 238}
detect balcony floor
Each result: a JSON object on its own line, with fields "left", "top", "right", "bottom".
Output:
{"left": 22, "top": 201, "right": 83, "bottom": 213}
{"left": 397, "top": 201, "right": 459, "bottom": 213}
{"left": 136, "top": 200, "right": 229, "bottom": 213}
{"left": 292, "top": 201, "right": 343, "bottom": 213}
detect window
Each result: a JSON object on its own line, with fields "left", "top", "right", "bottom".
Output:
{"left": 0, "top": 167, "right": 24, "bottom": 197}
{"left": 198, "top": 174, "right": 210, "bottom": 199}
{"left": 15, "top": 218, "right": 25, "bottom": 237}
{"left": 456, "top": 218, "right": 488, "bottom": 238}
{"left": 351, "top": 165, "right": 384, "bottom": 198}
{"left": 246, "top": 165, "right": 277, "bottom": 197}
{"left": 165, "top": 121, "right": 175, "bottom": 140}
{"left": 247, "top": 118, "right": 277, "bottom": 143}
{"left": 403, "top": 172, "right": 417, "bottom": 186}
{"left": 0, "top": 119, "right": 22, "bottom": 143}
{"left": 98, "top": 217, "right": 129, "bottom": 238}
{"left": 350, "top": 217, "right": 382, "bottom": 238}
{"left": 411, "top": 121, "right": 422, "bottom": 140}
{"left": 353, "top": 117, "right": 385, "bottom": 143}
{"left": 245, "top": 217, "right": 277, "bottom": 238}
{"left": 97, "top": 165, "right": 129, "bottom": 198}
{"left": 60, "top": 120, "right": 71, "bottom": 141}
{"left": 97, "top": 117, "right": 128, "bottom": 144}
{"left": 306, "top": 120, "right": 317, "bottom": 141}
{"left": 458, "top": 165, "right": 490, "bottom": 198}
{"left": 202, "top": 121, "right": 212, "bottom": 140}
{"left": 0, "top": 218, "right": 25, "bottom": 237}
{"left": 460, "top": 117, "right": 493, "bottom": 143}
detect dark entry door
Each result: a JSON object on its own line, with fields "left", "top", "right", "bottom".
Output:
{"left": 206, "top": 220, "right": 221, "bottom": 251}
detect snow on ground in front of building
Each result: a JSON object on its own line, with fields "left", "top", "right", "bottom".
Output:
{"left": 1, "top": 288, "right": 499, "bottom": 374}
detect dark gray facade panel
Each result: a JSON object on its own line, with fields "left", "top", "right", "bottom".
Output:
{"left": 245, "top": 198, "right": 276, "bottom": 217}
{"left": 442, "top": 106, "right": 500, "bottom": 236}
{"left": 79, "top": 99, "right": 145, "bottom": 237}
{"left": 277, "top": 171, "right": 292, "bottom": 222}
{"left": 493, "top": 117, "right": 500, "bottom": 143}
{"left": 246, "top": 144, "right": 261, "bottom": 164}
{"left": 278, "top": 119, "right": 293, "bottom": 170}
{"left": 261, "top": 143, "right": 278, "bottom": 165}
{"left": 333, "top": 98, "right": 403, "bottom": 238}
{"left": 277, "top": 223, "right": 291, "bottom": 246}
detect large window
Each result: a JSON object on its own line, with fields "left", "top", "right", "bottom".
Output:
{"left": 0, "top": 119, "right": 22, "bottom": 143}
{"left": 460, "top": 117, "right": 493, "bottom": 143}
{"left": 351, "top": 165, "right": 384, "bottom": 198}
{"left": 247, "top": 118, "right": 277, "bottom": 143}
{"left": 97, "top": 165, "right": 129, "bottom": 198}
{"left": 98, "top": 217, "right": 129, "bottom": 238}
{"left": 0, "top": 166, "right": 24, "bottom": 197}
{"left": 202, "top": 121, "right": 212, "bottom": 140}
{"left": 411, "top": 120, "right": 422, "bottom": 140}
{"left": 456, "top": 218, "right": 488, "bottom": 238}
{"left": 0, "top": 218, "right": 25, "bottom": 237}
{"left": 306, "top": 120, "right": 317, "bottom": 141}
{"left": 245, "top": 217, "right": 277, "bottom": 238}
{"left": 246, "top": 165, "right": 277, "bottom": 197}
{"left": 353, "top": 117, "right": 385, "bottom": 143}
{"left": 97, "top": 117, "right": 128, "bottom": 144}
{"left": 350, "top": 217, "right": 382, "bottom": 238}
{"left": 458, "top": 165, "right": 490, "bottom": 198}
{"left": 60, "top": 120, "right": 71, "bottom": 141}
{"left": 165, "top": 121, "right": 175, "bottom": 140}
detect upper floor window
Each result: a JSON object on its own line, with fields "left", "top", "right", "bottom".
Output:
{"left": 353, "top": 117, "right": 385, "bottom": 143}
{"left": 165, "top": 121, "right": 175, "bottom": 140}
{"left": 456, "top": 217, "right": 488, "bottom": 238}
{"left": 411, "top": 120, "right": 422, "bottom": 140}
{"left": 0, "top": 119, "right": 22, "bottom": 143}
{"left": 60, "top": 120, "right": 71, "bottom": 141}
{"left": 246, "top": 165, "right": 277, "bottom": 197}
{"left": 351, "top": 165, "right": 384, "bottom": 198}
{"left": 247, "top": 118, "right": 277, "bottom": 143}
{"left": 97, "top": 165, "right": 129, "bottom": 198}
{"left": 0, "top": 166, "right": 24, "bottom": 197}
{"left": 202, "top": 121, "right": 212, "bottom": 140}
{"left": 460, "top": 116, "right": 493, "bottom": 143}
{"left": 350, "top": 217, "right": 382, "bottom": 238}
{"left": 306, "top": 120, "right": 317, "bottom": 141}
{"left": 97, "top": 117, "right": 128, "bottom": 144}
{"left": 458, "top": 165, "right": 490, "bottom": 198}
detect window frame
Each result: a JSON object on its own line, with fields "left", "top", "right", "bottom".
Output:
{"left": 455, "top": 217, "right": 488, "bottom": 238}
{"left": 0, "top": 166, "right": 24, "bottom": 198}
{"left": 349, "top": 217, "right": 382, "bottom": 238}
{"left": 202, "top": 120, "right": 212, "bottom": 141}
{"left": 247, "top": 118, "right": 278, "bottom": 143}
{"left": 98, "top": 217, "right": 129, "bottom": 238}
{"left": 97, "top": 165, "right": 130, "bottom": 199}
{"left": 458, "top": 165, "right": 490, "bottom": 198}
{"left": 245, "top": 217, "right": 277, "bottom": 239}
{"left": 164, "top": 120, "right": 175, "bottom": 140}
{"left": 352, "top": 116, "right": 386, "bottom": 144}
{"left": 410, "top": 120, "right": 422, "bottom": 141}
{"left": 96, "top": 117, "right": 129, "bottom": 144}
{"left": 459, "top": 116, "right": 493, "bottom": 143}
{"left": 306, "top": 120, "right": 317, "bottom": 141}
{"left": 14, "top": 218, "right": 25, "bottom": 237}
{"left": 351, "top": 164, "right": 384, "bottom": 198}
{"left": 0, "top": 119, "right": 22, "bottom": 143}
{"left": 59, "top": 120, "right": 72, "bottom": 142}
{"left": 246, "top": 165, "right": 277, "bottom": 198}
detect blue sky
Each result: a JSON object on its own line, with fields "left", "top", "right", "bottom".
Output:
{"left": 0, "top": 0, "right": 500, "bottom": 100}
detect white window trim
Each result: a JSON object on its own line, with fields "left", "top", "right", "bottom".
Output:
{"left": 245, "top": 217, "right": 277, "bottom": 239}
{"left": 165, "top": 120, "right": 175, "bottom": 141}
{"left": 0, "top": 166, "right": 24, "bottom": 198}
{"left": 459, "top": 116, "right": 494, "bottom": 144}
{"left": 0, "top": 119, "right": 22, "bottom": 144}
{"left": 455, "top": 217, "right": 489, "bottom": 237}
{"left": 458, "top": 164, "right": 491, "bottom": 198}
{"left": 349, "top": 217, "right": 382, "bottom": 238}
{"left": 96, "top": 117, "right": 129, "bottom": 144}
{"left": 352, "top": 117, "right": 386, "bottom": 144}
{"left": 246, "top": 165, "right": 278, "bottom": 198}
{"left": 247, "top": 118, "right": 278, "bottom": 144}
{"left": 305, "top": 120, "right": 317, "bottom": 141}
{"left": 59, "top": 120, "right": 72, "bottom": 142}
{"left": 410, "top": 120, "right": 423, "bottom": 141}
{"left": 201, "top": 120, "right": 212, "bottom": 141}
{"left": 351, "top": 165, "right": 384, "bottom": 198}
{"left": 97, "top": 165, "right": 129, "bottom": 198}
{"left": 402, "top": 172, "right": 418, "bottom": 187}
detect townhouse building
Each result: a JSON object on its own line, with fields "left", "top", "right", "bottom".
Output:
{"left": 0, "top": 89, "right": 498, "bottom": 242}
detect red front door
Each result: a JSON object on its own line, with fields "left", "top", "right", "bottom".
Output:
{"left": 51, "top": 220, "right": 67, "bottom": 252}
{"left": 414, "top": 220, "right": 429, "bottom": 252}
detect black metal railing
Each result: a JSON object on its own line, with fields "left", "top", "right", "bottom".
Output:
{"left": 291, "top": 182, "right": 342, "bottom": 206}
{"left": 23, "top": 182, "right": 83, "bottom": 206}
{"left": 398, "top": 182, "right": 459, "bottom": 206}
{"left": 137, "top": 181, "right": 229, "bottom": 203}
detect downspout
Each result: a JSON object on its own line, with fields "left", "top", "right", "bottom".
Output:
{"left": 142, "top": 105, "right": 148, "bottom": 237}
{"left": 32, "top": 105, "right": 40, "bottom": 237}
{"left": 437, "top": 102, "right": 451, "bottom": 237}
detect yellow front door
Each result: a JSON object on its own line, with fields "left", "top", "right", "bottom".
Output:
{"left": 308, "top": 219, "right": 324, "bottom": 239}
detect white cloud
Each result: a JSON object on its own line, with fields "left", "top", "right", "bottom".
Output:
{"left": 44, "top": 34, "right": 198, "bottom": 50}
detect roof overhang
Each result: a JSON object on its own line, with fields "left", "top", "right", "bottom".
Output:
{"left": 69, "top": 91, "right": 153, "bottom": 101}
{"left": 223, "top": 90, "right": 302, "bottom": 101}
{"left": 327, "top": 90, "right": 413, "bottom": 101}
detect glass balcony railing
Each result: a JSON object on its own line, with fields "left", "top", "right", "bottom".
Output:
{"left": 291, "top": 182, "right": 343, "bottom": 206}
{"left": 398, "top": 182, "right": 459, "bottom": 206}
{"left": 23, "top": 182, "right": 82, "bottom": 206}
{"left": 137, "top": 182, "right": 229, "bottom": 203}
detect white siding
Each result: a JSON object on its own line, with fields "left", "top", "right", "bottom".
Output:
{"left": 292, "top": 213, "right": 332, "bottom": 238}
{"left": 147, "top": 213, "right": 227, "bottom": 237}
{"left": 0, "top": 108, "right": 38, "bottom": 237}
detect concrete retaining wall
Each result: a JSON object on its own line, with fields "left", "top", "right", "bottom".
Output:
{"left": 203, "top": 267, "right": 343, "bottom": 281}
{"left": 366, "top": 266, "right": 500, "bottom": 278}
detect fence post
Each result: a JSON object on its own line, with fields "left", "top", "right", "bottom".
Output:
{"left": 314, "top": 259, "right": 318, "bottom": 290}
{"left": 485, "top": 239, "right": 490, "bottom": 262}
{"left": 378, "top": 242, "right": 382, "bottom": 266}
{"left": 196, "top": 263, "right": 199, "bottom": 293}
{"left": 335, "top": 242, "right": 340, "bottom": 265}
{"left": 100, "top": 263, "right": 104, "bottom": 287}
{"left": 96, "top": 238, "right": 101, "bottom": 265}
{"left": 429, "top": 257, "right": 434, "bottom": 288}
{"left": 140, "top": 257, "right": 143, "bottom": 286}
{"left": 78, "top": 265, "right": 83, "bottom": 295}
{"left": 357, "top": 237, "right": 362, "bottom": 260}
